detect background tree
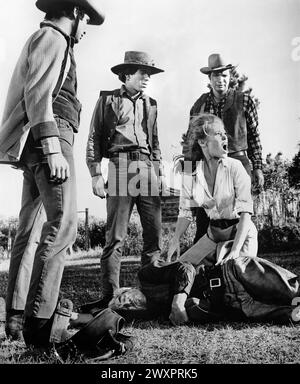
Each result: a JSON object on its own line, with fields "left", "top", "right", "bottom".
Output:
{"left": 288, "top": 143, "right": 300, "bottom": 189}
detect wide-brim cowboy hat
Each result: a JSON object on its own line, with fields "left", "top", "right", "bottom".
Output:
{"left": 36, "top": 0, "right": 105, "bottom": 25}
{"left": 111, "top": 51, "right": 164, "bottom": 75}
{"left": 200, "top": 53, "right": 235, "bottom": 75}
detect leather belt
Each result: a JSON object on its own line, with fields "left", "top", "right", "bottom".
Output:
{"left": 109, "top": 151, "right": 150, "bottom": 161}
{"left": 210, "top": 218, "right": 239, "bottom": 229}
{"left": 229, "top": 150, "right": 248, "bottom": 157}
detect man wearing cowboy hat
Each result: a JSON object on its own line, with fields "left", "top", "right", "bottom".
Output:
{"left": 0, "top": 0, "right": 104, "bottom": 347}
{"left": 180, "top": 53, "right": 264, "bottom": 243}
{"left": 84, "top": 51, "right": 165, "bottom": 313}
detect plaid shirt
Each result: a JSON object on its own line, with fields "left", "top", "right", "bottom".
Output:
{"left": 204, "top": 91, "right": 263, "bottom": 170}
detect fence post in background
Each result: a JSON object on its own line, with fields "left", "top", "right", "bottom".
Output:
{"left": 77, "top": 208, "right": 91, "bottom": 251}
{"left": 85, "top": 208, "right": 90, "bottom": 251}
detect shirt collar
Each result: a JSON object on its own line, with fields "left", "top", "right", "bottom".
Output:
{"left": 209, "top": 90, "right": 227, "bottom": 105}
{"left": 40, "top": 21, "right": 75, "bottom": 46}
{"left": 195, "top": 156, "right": 229, "bottom": 174}
{"left": 120, "top": 85, "right": 146, "bottom": 100}
{"left": 219, "top": 156, "right": 229, "bottom": 167}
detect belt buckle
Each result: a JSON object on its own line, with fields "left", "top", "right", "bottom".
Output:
{"left": 210, "top": 278, "right": 221, "bottom": 289}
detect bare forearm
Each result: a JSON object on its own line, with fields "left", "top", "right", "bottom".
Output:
{"left": 231, "top": 212, "right": 251, "bottom": 253}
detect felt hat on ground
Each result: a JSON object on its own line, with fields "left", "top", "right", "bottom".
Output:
{"left": 111, "top": 51, "right": 164, "bottom": 75}
{"left": 200, "top": 53, "right": 235, "bottom": 75}
{"left": 36, "top": 0, "right": 105, "bottom": 25}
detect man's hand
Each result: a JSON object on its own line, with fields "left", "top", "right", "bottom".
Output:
{"left": 252, "top": 169, "right": 264, "bottom": 189}
{"left": 47, "top": 153, "right": 70, "bottom": 184}
{"left": 169, "top": 307, "right": 189, "bottom": 326}
{"left": 169, "top": 293, "right": 189, "bottom": 326}
{"left": 92, "top": 175, "right": 106, "bottom": 198}
{"left": 167, "top": 237, "right": 180, "bottom": 262}
{"left": 216, "top": 249, "right": 240, "bottom": 265}
{"left": 173, "top": 155, "right": 184, "bottom": 174}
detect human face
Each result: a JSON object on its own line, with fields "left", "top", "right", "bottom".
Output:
{"left": 200, "top": 120, "right": 228, "bottom": 159}
{"left": 125, "top": 69, "right": 151, "bottom": 95}
{"left": 75, "top": 12, "right": 90, "bottom": 43}
{"left": 210, "top": 69, "right": 230, "bottom": 97}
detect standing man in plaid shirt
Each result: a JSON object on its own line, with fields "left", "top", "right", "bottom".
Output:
{"left": 182, "top": 53, "right": 264, "bottom": 243}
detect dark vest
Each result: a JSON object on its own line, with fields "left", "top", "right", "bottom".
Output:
{"left": 98, "top": 89, "right": 158, "bottom": 159}
{"left": 191, "top": 89, "right": 247, "bottom": 153}
{"left": 53, "top": 48, "right": 82, "bottom": 132}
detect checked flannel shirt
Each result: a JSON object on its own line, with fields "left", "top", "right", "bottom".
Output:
{"left": 203, "top": 91, "right": 263, "bottom": 170}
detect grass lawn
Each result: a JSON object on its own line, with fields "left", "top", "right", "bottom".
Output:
{"left": 0, "top": 249, "right": 300, "bottom": 364}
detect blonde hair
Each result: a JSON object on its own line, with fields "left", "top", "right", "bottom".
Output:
{"left": 183, "top": 113, "right": 224, "bottom": 163}
{"left": 108, "top": 287, "right": 147, "bottom": 311}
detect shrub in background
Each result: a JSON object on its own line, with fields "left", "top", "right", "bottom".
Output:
{"left": 73, "top": 216, "right": 106, "bottom": 251}
{"left": 263, "top": 160, "right": 291, "bottom": 195}
{"left": 288, "top": 143, "right": 300, "bottom": 190}
{"left": 258, "top": 219, "right": 300, "bottom": 253}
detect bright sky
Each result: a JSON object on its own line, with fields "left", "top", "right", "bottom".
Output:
{"left": 0, "top": 0, "right": 300, "bottom": 218}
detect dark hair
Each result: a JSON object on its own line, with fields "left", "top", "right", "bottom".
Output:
{"left": 118, "top": 65, "right": 141, "bottom": 83}
{"left": 45, "top": 2, "right": 76, "bottom": 21}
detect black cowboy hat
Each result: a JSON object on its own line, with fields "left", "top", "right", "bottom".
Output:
{"left": 36, "top": 0, "right": 105, "bottom": 25}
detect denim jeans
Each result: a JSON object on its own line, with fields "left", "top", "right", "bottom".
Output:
{"left": 6, "top": 118, "right": 77, "bottom": 319}
{"left": 100, "top": 156, "right": 162, "bottom": 298}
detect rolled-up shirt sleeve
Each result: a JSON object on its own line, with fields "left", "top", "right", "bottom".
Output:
{"left": 232, "top": 160, "right": 253, "bottom": 215}
{"left": 178, "top": 172, "right": 196, "bottom": 221}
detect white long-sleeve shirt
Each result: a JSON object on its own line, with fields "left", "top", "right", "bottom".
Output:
{"left": 178, "top": 156, "right": 253, "bottom": 221}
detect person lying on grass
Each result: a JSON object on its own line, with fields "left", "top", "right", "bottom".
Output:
{"left": 137, "top": 244, "right": 300, "bottom": 326}
{"left": 100, "top": 249, "right": 300, "bottom": 327}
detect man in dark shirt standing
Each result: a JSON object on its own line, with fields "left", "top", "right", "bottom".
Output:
{"left": 182, "top": 53, "right": 264, "bottom": 242}
{"left": 84, "top": 51, "right": 165, "bottom": 312}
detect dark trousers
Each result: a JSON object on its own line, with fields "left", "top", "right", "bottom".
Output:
{"left": 6, "top": 118, "right": 77, "bottom": 319}
{"left": 138, "top": 260, "right": 196, "bottom": 300}
{"left": 101, "top": 156, "right": 162, "bottom": 298}
{"left": 194, "top": 153, "right": 252, "bottom": 243}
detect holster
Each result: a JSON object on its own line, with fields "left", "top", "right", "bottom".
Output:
{"left": 186, "top": 265, "right": 226, "bottom": 323}
{"left": 204, "top": 265, "right": 226, "bottom": 311}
